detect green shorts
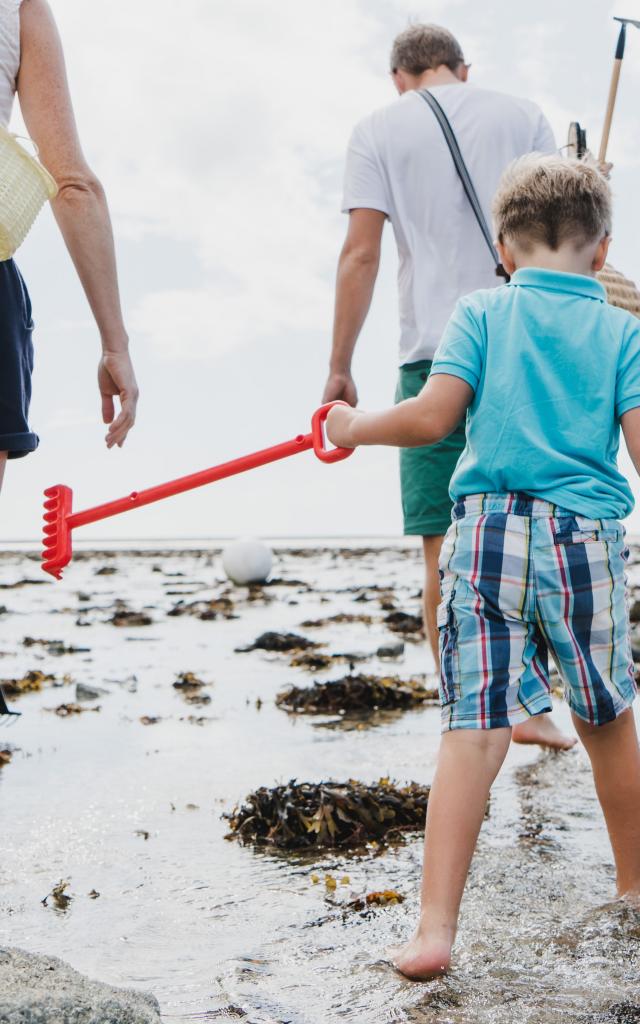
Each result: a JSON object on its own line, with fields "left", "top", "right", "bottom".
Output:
{"left": 395, "top": 360, "right": 466, "bottom": 537}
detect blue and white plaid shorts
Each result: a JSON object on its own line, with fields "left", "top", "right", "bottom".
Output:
{"left": 438, "top": 493, "right": 637, "bottom": 731}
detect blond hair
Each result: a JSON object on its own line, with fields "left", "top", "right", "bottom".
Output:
{"left": 390, "top": 24, "right": 465, "bottom": 75}
{"left": 492, "top": 155, "right": 612, "bottom": 252}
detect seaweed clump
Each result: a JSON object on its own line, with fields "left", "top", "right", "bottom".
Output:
{"left": 225, "top": 777, "right": 430, "bottom": 850}
{"left": 384, "top": 611, "right": 424, "bottom": 636}
{"left": 1, "top": 670, "right": 56, "bottom": 697}
{"left": 276, "top": 674, "right": 438, "bottom": 715}
{"left": 236, "top": 631, "right": 319, "bottom": 654}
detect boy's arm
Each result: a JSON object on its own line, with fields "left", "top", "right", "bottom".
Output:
{"left": 621, "top": 407, "right": 640, "bottom": 475}
{"left": 326, "top": 373, "right": 473, "bottom": 449}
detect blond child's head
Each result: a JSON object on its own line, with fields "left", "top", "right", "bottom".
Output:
{"left": 492, "top": 155, "right": 612, "bottom": 275}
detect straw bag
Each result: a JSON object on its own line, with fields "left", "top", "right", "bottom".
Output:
{"left": 598, "top": 263, "right": 640, "bottom": 319}
{"left": 0, "top": 124, "right": 57, "bottom": 261}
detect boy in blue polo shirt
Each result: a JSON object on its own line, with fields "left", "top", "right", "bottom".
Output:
{"left": 326, "top": 155, "right": 640, "bottom": 979}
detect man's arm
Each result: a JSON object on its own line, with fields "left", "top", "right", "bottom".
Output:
{"left": 326, "top": 373, "right": 473, "bottom": 449}
{"left": 322, "top": 208, "right": 386, "bottom": 406}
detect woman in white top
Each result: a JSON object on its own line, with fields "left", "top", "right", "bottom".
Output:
{"left": 0, "top": 0, "right": 138, "bottom": 492}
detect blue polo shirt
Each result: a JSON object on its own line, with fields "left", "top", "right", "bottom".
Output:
{"left": 430, "top": 267, "right": 640, "bottom": 519}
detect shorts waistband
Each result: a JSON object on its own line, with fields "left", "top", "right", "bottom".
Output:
{"left": 452, "top": 493, "right": 580, "bottom": 520}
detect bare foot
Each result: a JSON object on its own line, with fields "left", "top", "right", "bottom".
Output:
{"left": 512, "top": 714, "right": 576, "bottom": 750}
{"left": 388, "top": 931, "right": 452, "bottom": 981}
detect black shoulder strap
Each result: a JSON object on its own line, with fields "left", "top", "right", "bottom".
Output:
{"left": 417, "top": 88, "right": 508, "bottom": 280}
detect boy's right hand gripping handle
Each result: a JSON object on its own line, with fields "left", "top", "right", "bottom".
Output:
{"left": 311, "top": 402, "right": 355, "bottom": 464}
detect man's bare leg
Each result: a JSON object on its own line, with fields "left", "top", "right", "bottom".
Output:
{"left": 572, "top": 707, "right": 640, "bottom": 895}
{"left": 390, "top": 727, "right": 512, "bottom": 979}
{"left": 421, "top": 535, "right": 443, "bottom": 671}
{"left": 421, "top": 534, "right": 575, "bottom": 750}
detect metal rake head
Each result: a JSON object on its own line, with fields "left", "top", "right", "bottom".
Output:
{"left": 42, "top": 485, "right": 74, "bottom": 580}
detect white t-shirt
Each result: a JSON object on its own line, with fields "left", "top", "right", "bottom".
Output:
{"left": 0, "top": 0, "right": 21, "bottom": 128}
{"left": 341, "top": 84, "right": 556, "bottom": 365}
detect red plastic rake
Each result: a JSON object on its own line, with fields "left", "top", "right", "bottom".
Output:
{"left": 42, "top": 402, "right": 353, "bottom": 580}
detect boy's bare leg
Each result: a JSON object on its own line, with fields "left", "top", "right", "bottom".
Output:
{"left": 390, "top": 726, "right": 512, "bottom": 980}
{"left": 422, "top": 534, "right": 575, "bottom": 750}
{"left": 0, "top": 452, "right": 6, "bottom": 492}
{"left": 572, "top": 707, "right": 640, "bottom": 896}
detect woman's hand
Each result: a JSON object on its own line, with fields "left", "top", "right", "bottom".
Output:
{"left": 326, "top": 404, "right": 361, "bottom": 449}
{"left": 98, "top": 350, "right": 139, "bottom": 448}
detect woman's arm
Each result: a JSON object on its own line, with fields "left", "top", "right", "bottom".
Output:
{"left": 17, "top": 0, "right": 138, "bottom": 447}
{"left": 326, "top": 373, "right": 473, "bottom": 449}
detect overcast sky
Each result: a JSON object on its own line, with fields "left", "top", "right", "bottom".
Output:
{"left": 3, "top": 0, "right": 640, "bottom": 542}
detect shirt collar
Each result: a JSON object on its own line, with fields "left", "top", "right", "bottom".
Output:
{"left": 508, "top": 267, "right": 607, "bottom": 302}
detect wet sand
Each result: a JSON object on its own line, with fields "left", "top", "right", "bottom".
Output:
{"left": 0, "top": 542, "right": 639, "bottom": 1023}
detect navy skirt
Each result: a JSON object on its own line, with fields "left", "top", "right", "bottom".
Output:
{"left": 0, "top": 259, "right": 38, "bottom": 458}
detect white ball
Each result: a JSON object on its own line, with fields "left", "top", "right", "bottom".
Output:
{"left": 222, "top": 538, "right": 273, "bottom": 585}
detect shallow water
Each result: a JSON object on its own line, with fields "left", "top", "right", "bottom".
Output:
{"left": 0, "top": 543, "right": 639, "bottom": 1023}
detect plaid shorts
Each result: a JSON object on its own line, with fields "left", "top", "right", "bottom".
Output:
{"left": 438, "top": 493, "right": 637, "bottom": 731}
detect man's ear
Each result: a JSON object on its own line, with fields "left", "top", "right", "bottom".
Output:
{"left": 393, "top": 68, "right": 412, "bottom": 94}
{"left": 496, "top": 238, "right": 517, "bottom": 277}
{"left": 457, "top": 63, "right": 469, "bottom": 82}
{"left": 592, "top": 235, "right": 611, "bottom": 273}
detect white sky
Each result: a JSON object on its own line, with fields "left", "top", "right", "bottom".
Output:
{"left": 3, "top": 0, "right": 640, "bottom": 541}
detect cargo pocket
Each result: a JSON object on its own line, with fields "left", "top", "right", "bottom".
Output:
{"left": 437, "top": 583, "right": 459, "bottom": 706}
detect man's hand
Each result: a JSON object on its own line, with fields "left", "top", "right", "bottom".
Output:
{"left": 322, "top": 371, "right": 358, "bottom": 407}
{"left": 98, "top": 350, "right": 139, "bottom": 448}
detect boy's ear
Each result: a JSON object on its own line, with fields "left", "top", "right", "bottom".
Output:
{"left": 592, "top": 235, "right": 611, "bottom": 273}
{"left": 496, "top": 239, "right": 517, "bottom": 277}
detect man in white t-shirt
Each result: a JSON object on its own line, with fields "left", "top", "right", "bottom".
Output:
{"left": 322, "top": 23, "right": 573, "bottom": 748}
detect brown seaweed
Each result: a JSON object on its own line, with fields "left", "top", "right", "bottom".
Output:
{"left": 224, "top": 777, "right": 430, "bottom": 850}
{"left": 276, "top": 674, "right": 438, "bottom": 715}
{"left": 110, "top": 609, "right": 153, "bottom": 627}
{"left": 1, "top": 670, "right": 56, "bottom": 697}
{"left": 168, "top": 596, "right": 236, "bottom": 620}
{"left": 235, "top": 631, "right": 320, "bottom": 654}
{"left": 384, "top": 610, "right": 424, "bottom": 635}
{"left": 23, "top": 637, "right": 90, "bottom": 656}
{"left": 173, "top": 672, "right": 212, "bottom": 705}
{"left": 299, "top": 613, "right": 374, "bottom": 628}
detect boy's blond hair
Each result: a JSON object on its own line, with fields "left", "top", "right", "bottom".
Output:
{"left": 492, "top": 155, "right": 612, "bottom": 252}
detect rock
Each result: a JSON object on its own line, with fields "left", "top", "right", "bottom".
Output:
{"left": 377, "top": 641, "right": 405, "bottom": 659}
{"left": 75, "top": 683, "right": 108, "bottom": 702}
{"left": 630, "top": 599, "right": 640, "bottom": 623}
{"left": 0, "top": 946, "right": 160, "bottom": 1023}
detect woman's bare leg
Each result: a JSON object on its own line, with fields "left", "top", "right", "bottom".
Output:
{"left": 390, "top": 726, "right": 512, "bottom": 979}
{"left": 572, "top": 707, "right": 640, "bottom": 895}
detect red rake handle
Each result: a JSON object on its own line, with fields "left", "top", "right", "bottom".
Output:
{"left": 69, "top": 402, "right": 352, "bottom": 530}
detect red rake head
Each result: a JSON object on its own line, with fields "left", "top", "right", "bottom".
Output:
{"left": 42, "top": 485, "right": 74, "bottom": 579}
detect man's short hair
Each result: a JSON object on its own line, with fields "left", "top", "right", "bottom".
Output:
{"left": 390, "top": 24, "right": 465, "bottom": 75}
{"left": 493, "top": 155, "right": 612, "bottom": 251}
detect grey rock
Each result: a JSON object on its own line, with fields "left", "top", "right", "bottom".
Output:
{"left": 0, "top": 947, "right": 160, "bottom": 1023}
{"left": 376, "top": 641, "right": 405, "bottom": 659}
{"left": 75, "top": 683, "right": 108, "bottom": 702}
